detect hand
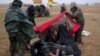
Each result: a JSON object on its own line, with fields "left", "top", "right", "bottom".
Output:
{"left": 65, "top": 12, "right": 70, "bottom": 15}
{"left": 30, "top": 37, "right": 40, "bottom": 44}
{"left": 49, "top": 53, "right": 56, "bottom": 56}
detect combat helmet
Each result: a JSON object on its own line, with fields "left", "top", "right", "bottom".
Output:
{"left": 70, "top": 2, "right": 77, "bottom": 8}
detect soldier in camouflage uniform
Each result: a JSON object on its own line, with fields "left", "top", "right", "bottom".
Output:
{"left": 4, "top": 0, "right": 37, "bottom": 56}
{"left": 70, "top": 2, "right": 85, "bottom": 44}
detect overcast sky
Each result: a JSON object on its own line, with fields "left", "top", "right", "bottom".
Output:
{"left": 0, "top": 0, "right": 100, "bottom": 4}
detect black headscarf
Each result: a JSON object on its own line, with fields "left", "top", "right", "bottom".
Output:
{"left": 27, "top": 5, "right": 36, "bottom": 17}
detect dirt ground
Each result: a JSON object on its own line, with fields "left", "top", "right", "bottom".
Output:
{"left": 0, "top": 5, "right": 100, "bottom": 56}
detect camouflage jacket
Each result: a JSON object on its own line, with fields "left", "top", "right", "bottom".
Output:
{"left": 5, "top": 7, "right": 37, "bottom": 38}
{"left": 71, "top": 8, "right": 85, "bottom": 23}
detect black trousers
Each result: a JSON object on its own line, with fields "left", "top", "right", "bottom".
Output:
{"left": 74, "top": 22, "right": 84, "bottom": 42}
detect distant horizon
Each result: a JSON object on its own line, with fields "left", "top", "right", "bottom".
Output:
{"left": 0, "top": 0, "right": 100, "bottom": 4}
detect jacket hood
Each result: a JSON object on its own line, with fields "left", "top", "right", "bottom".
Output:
{"left": 12, "top": 0, "right": 22, "bottom": 8}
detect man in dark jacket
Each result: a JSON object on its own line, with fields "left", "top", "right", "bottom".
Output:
{"left": 70, "top": 2, "right": 85, "bottom": 44}
{"left": 60, "top": 3, "right": 66, "bottom": 13}
{"left": 26, "top": 5, "right": 36, "bottom": 25}
{"left": 4, "top": 0, "right": 37, "bottom": 56}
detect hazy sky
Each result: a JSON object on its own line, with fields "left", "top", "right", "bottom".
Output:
{"left": 0, "top": 0, "right": 33, "bottom": 4}
{"left": 0, "top": 0, "right": 100, "bottom": 4}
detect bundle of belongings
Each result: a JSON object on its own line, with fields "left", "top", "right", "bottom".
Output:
{"left": 31, "top": 11, "right": 81, "bottom": 56}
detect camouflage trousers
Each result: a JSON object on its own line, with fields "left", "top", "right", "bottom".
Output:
{"left": 8, "top": 32, "right": 30, "bottom": 56}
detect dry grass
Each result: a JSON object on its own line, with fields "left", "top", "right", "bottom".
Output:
{"left": 0, "top": 5, "right": 100, "bottom": 56}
